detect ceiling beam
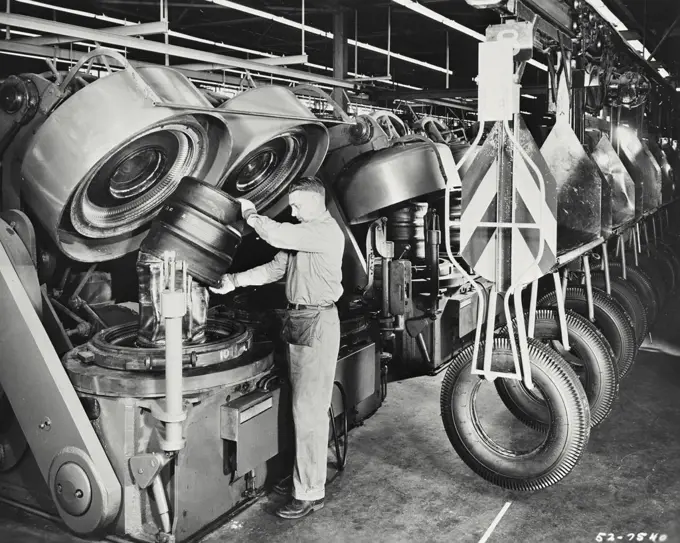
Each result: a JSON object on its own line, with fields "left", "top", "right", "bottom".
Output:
{"left": 0, "top": 13, "right": 356, "bottom": 89}
{"left": 176, "top": 17, "right": 266, "bottom": 29}
{"left": 620, "top": 30, "right": 641, "bottom": 40}
{"left": 174, "top": 54, "right": 309, "bottom": 69}
{"left": 14, "top": 20, "right": 168, "bottom": 46}
{"left": 376, "top": 85, "right": 547, "bottom": 100}
{"left": 0, "top": 39, "right": 308, "bottom": 88}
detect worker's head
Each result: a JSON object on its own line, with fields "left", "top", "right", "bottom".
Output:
{"left": 288, "top": 177, "right": 326, "bottom": 222}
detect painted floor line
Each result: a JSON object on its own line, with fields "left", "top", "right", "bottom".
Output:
{"left": 478, "top": 501, "right": 512, "bottom": 543}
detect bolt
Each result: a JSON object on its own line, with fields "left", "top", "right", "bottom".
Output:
{"left": 75, "top": 489, "right": 83, "bottom": 499}
{"left": 57, "top": 484, "right": 63, "bottom": 493}
{"left": 151, "top": 459, "right": 157, "bottom": 468}
{"left": 138, "top": 468, "right": 144, "bottom": 474}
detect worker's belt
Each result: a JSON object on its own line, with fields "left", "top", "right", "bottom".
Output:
{"left": 287, "top": 303, "right": 335, "bottom": 310}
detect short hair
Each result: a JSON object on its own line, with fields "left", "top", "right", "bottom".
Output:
{"left": 288, "top": 176, "right": 325, "bottom": 198}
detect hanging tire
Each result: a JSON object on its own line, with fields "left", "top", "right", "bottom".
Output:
{"left": 589, "top": 272, "right": 648, "bottom": 346}
{"left": 627, "top": 253, "right": 668, "bottom": 306}
{"left": 645, "top": 250, "right": 675, "bottom": 295}
{"left": 495, "top": 310, "right": 618, "bottom": 430}
{"left": 657, "top": 242, "right": 680, "bottom": 289}
{"left": 440, "top": 337, "right": 590, "bottom": 491}
{"left": 605, "top": 262, "right": 659, "bottom": 323}
{"left": 652, "top": 244, "right": 680, "bottom": 293}
{"left": 537, "top": 286, "right": 636, "bottom": 379}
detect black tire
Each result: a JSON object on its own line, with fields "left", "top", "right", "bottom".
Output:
{"left": 653, "top": 244, "right": 680, "bottom": 293}
{"left": 537, "top": 286, "right": 636, "bottom": 379}
{"left": 605, "top": 262, "right": 659, "bottom": 323}
{"left": 657, "top": 242, "right": 680, "bottom": 289}
{"left": 589, "top": 272, "right": 648, "bottom": 347}
{"left": 440, "top": 337, "right": 590, "bottom": 491}
{"left": 627, "top": 252, "right": 668, "bottom": 305}
{"left": 496, "top": 310, "right": 618, "bottom": 430}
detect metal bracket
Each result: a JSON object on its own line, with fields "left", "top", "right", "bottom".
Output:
{"left": 129, "top": 453, "right": 170, "bottom": 489}
{"left": 138, "top": 399, "right": 191, "bottom": 452}
{"left": 362, "top": 218, "right": 393, "bottom": 299}
{"left": 243, "top": 470, "right": 258, "bottom": 499}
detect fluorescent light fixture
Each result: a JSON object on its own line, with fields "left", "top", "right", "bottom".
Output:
{"left": 392, "top": 0, "right": 484, "bottom": 41}
{"left": 208, "top": 0, "right": 331, "bottom": 38}
{"left": 169, "top": 30, "right": 277, "bottom": 58}
{"left": 8, "top": 29, "right": 39, "bottom": 37}
{"left": 522, "top": 94, "right": 538, "bottom": 100}
{"left": 520, "top": 110, "right": 532, "bottom": 115}
{"left": 585, "top": 0, "right": 627, "bottom": 31}
{"left": 391, "top": 0, "right": 547, "bottom": 72}
{"left": 659, "top": 68, "right": 670, "bottom": 78}
{"left": 208, "top": 0, "right": 452, "bottom": 75}
{"left": 16, "top": 0, "right": 133, "bottom": 25}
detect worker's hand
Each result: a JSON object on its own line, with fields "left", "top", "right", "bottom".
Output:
{"left": 237, "top": 198, "right": 257, "bottom": 221}
{"left": 209, "top": 274, "right": 236, "bottom": 295}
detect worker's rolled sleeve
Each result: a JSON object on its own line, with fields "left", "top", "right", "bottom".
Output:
{"left": 233, "top": 250, "right": 289, "bottom": 287}
{"left": 247, "top": 215, "right": 329, "bottom": 253}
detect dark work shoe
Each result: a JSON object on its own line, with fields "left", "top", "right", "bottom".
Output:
{"left": 275, "top": 498, "right": 324, "bottom": 519}
{"left": 272, "top": 478, "right": 293, "bottom": 496}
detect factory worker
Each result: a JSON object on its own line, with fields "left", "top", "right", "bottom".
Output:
{"left": 211, "top": 176, "right": 344, "bottom": 520}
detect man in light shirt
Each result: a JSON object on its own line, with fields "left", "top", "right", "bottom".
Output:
{"left": 211, "top": 177, "right": 344, "bottom": 519}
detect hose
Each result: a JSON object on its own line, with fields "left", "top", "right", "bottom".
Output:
{"left": 328, "top": 380, "right": 348, "bottom": 471}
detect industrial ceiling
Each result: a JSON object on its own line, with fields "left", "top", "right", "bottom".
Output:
{"left": 1, "top": 0, "right": 678, "bottom": 111}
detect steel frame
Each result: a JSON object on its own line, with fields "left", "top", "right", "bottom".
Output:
{"left": 0, "top": 12, "right": 356, "bottom": 90}
{"left": 15, "top": 20, "right": 169, "bottom": 46}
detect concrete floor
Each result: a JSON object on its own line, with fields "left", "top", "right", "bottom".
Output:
{"left": 3, "top": 298, "right": 680, "bottom": 543}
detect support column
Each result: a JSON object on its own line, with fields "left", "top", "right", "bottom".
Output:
{"left": 332, "top": 10, "right": 349, "bottom": 111}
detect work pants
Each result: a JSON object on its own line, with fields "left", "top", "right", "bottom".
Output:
{"left": 287, "top": 306, "right": 340, "bottom": 502}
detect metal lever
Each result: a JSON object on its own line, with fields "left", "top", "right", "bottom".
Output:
{"left": 602, "top": 243, "right": 611, "bottom": 296}
{"left": 618, "top": 236, "right": 628, "bottom": 280}
{"left": 527, "top": 279, "right": 539, "bottom": 338}
{"left": 552, "top": 272, "right": 571, "bottom": 351}
{"left": 583, "top": 255, "right": 594, "bottom": 323}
